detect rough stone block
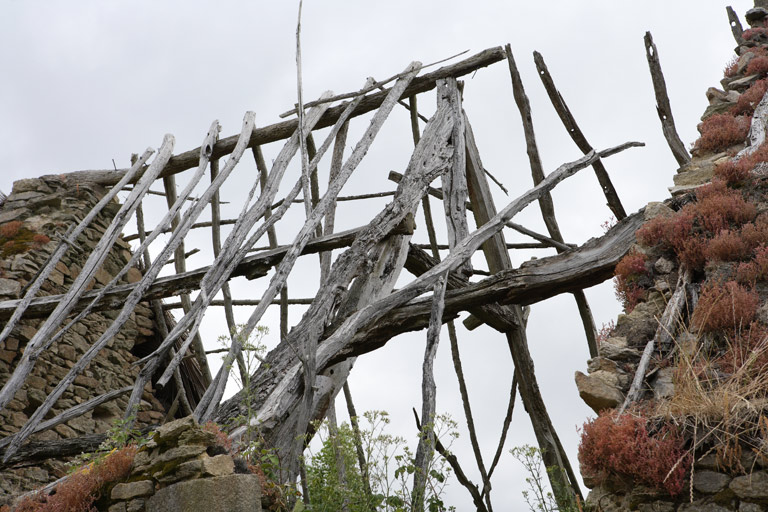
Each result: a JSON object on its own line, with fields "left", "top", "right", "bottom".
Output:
{"left": 156, "top": 458, "right": 202, "bottom": 484}
{"left": 154, "top": 416, "right": 197, "bottom": 445}
{"left": 693, "top": 470, "right": 732, "bottom": 494}
{"left": 678, "top": 502, "right": 731, "bottom": 511}
{"left": 730, "top": 471, "right": 768, "bottom": 500}
{"left": 147, "top": 474, "right": 262, "bottom": 512}
{"left": 575, "top": 370, "right": 624, "bottom": 413}
{"left": 202, "top": 454, "right": 235, "bottom": 477}
{"left": 0, "top": 278, "right": 21, "bottom": 298}
{"left": 111, "top": 480, "right": 154, "bottom": 500}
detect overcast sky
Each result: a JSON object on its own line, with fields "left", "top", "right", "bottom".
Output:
{"left": 0, "top": 1, "right": 754, "bottom": 508}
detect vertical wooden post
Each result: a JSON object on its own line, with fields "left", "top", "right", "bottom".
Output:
{"left": 644, "top": 32, "right": 692, "bottom": 168}
{"left": 209, "top": 158, "right": 248, "bottom": 383}
{"left": 162, "top": 175, "right": 213, "bottom": 386}
{"left": 464, "top": 115, "right": 583, "bottom": 508}
{"left": 505, "top": 45, "right": 599, "bottom": 358}
{"left": 252, "top": 146, "right": 290, "bottom": 340}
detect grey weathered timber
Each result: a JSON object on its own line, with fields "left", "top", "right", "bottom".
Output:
{"left": 210, "top": 156, "right": 247, "bottom": 382}
{"left": 52, "top": 48, "right": 505, "bottom": 187}
{"left": 252, "top": 145, "right": 290, "bottom": 340}
{"left": 533, "top": 51, "right": 627, "bottom": 220}
{"left": 618, "top": 269, "right": 691, "bottom": 414}
{"left": 114, "top": 111, "right": 259, "bottom": 420}
{"left": 462, "top": 113, "right": 582, "bottom": 508}
{"left": 218, "top": 140, "right": 640, "bottom": 488}
{"left": 353, "top": 210, "right": 643, "bottom": 356}
{"left": 163, "top": 173, "right": 213, "bottom": 385}
{"left": 727, "top": 6, "right": 745, "bottom": 45}
{"left": 320, "top": 122, "right": 349, "bottom": 280}
{"left": 505, "top": 45, "right": 599, "bottom": 358}
{"left": 186, "top": 70, "right": 417, "bottom": 422}
{"left": 437, "top": 79, "right": 472, "bottom": 278}
{"left": 217, "top": 103, "right": 455, "bottom": 480}
{"left": 0, "top": 135, "right": 173, "bottom": 417}
{"left": 644, "top": 32, "right": 691, "bottom": 167}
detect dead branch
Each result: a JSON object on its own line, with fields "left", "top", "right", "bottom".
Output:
{"left": 533, "top": 51, "right": 627, "bottom": 220}
{"left": 727, "top": 6, "right": 745, "bottom": 45}
{"left": 644, "top": 32, "right": 691, "bottom": 167}
{"left": 412, "top": 272, "right": 448, "bottom": 512}
{"left": 505, "top": 44, "right": 599, "bottom": 357}
{"left": 412, "top": 408, "right": 488, "bottom": 512}
{"left": 619, "top": 269, "right": 691, "bottom": 414}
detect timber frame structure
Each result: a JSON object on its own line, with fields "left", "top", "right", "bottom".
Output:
{"left": 0, "top": 29, "right": 695, "bottom": 509}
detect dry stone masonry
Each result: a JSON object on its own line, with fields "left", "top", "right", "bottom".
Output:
{"left": 576, "top": 4, "right": 768, "bottom": 511}
{"left": 0, "top": 177, "right": 167, "bottom": 505}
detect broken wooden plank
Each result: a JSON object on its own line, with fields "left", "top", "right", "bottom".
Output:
{"left": 533, "top": 51, "right": 627, "bottom": 220}
{"left": 644, "top": 32, "right": 691, "bottom": 167}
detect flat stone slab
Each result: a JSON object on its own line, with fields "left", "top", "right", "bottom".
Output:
{"left": 147, "top": 474, "right": 261, "bottom": 512}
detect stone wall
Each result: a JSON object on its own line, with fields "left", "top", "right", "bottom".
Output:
{"left": 104, "top": 417, "right": 262, "bottom": 512}
{"left": 0, "top": 176, "right": 168, "bottom": 505}
{"left": 575, "top": 8, "right": 768, "bottom": 510}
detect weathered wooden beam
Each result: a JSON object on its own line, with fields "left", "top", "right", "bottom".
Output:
{"left": 727, "top": 6, "right": 745, "bottom": 46}
{"left": 359, "top": 211, "right": 644, "bottom": 352}
{"left": 533, "top": 51, "right": 627, "bottom": 220}
{"left": 0, "top": 226, "right": 366, "bottom": 321}
{"left": 53, "top": 48, "right": 505, "bottom": 187}
{"left": 163, "top": 174, "right": 213, "bottom": 386}
{"left": 462, "top": 113, "right": 582, "bottom": 508}
{"left": 644, "top": 32, "right": 691, "bottom": 167}
{"left": 505, "top": 44, "right": 599, "bottom": 357}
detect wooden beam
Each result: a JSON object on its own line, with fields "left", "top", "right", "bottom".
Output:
{"left": 727, "top": 6, "right": 745, "bottom": 46}
{"left": 533, "top": 51, "right": 627, "bottom": 220}
{"left": 505, "top": 45, "right": 599, "bottom": 357}
{"left": 52, "top": 48, "right": 505, "bottom": 187}
{"left": 644, "top": 32, "right": 691, "bottom": 167}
